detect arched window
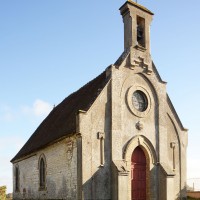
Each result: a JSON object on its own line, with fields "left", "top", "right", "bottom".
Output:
{"left": 39, "top": 156, "right": 46, "bottom": 189}
{"left": 15, "top": 166, "right": 20, "bottom": 192}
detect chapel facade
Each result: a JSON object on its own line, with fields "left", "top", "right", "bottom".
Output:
{"left": 11, "top": 1, "right": 188, "bottom": 200}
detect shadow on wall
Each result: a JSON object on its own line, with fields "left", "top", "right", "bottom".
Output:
{"left": 58, "top": 176, "right": 76, "bottom": 199}
{"left": 82, "top": 96, "right": 111, "bottom": 200}
{"left": 175, "top": 186, "right": 187, "bottom": 200}
{"left": 180, "top": 186, "right": 187, "bottom": 200}
{"left": 83, "top": 165, "right": 111, "bottom": 200}
{"left": 47, "top": 176, "right": 76, "bottom": 200}
{"left": 46, "top": 177, "right": 56, "bottom": 199}
{"left": 18, "top": 175, "right": 76, "bottom": 199}
{"left": 57, "top": 177, "right": 67, "bottom": 199}
{"left": 159, "top": 166, "right": 187, "bottom": 200}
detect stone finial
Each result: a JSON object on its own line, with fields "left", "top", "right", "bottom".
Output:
{"left": 170, "top": 142, "right": 176, "bottom": 148}
{"left": 113, "top": 160, "right": 129, "bottom": 173}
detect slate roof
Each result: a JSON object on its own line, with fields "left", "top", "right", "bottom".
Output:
{"left": 11, "top": 70, "right": 110, "bottom": 162}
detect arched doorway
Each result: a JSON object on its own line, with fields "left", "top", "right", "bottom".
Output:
{"left": 131, "top": 146, "right": 146, "bottom": 200}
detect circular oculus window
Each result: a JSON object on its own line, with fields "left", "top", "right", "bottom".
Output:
{"left": 127, "top": 86, "right": 151, "bottom": 117}
{"left": 132, "top": 90, "right": 148, "bottom": 112}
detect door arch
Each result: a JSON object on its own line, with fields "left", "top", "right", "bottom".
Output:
{"left": 131, "top": 146, "right": 146, "bottom": 200}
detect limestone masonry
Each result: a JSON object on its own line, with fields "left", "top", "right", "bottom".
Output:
{"left": 11, "top": 1, "right": 188, "bottom": 199}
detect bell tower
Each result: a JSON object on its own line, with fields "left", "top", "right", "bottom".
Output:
{"left": 119, "top": 0, "right": 154, "bottom": 74}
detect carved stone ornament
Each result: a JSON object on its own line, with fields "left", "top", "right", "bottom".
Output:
{"left": 136, "top": 121, "right": 143, "bottom": 130}
{"left": 137, "top": 137, "right": 144, "bottom": 145}
{"left": 170, "top": 141, "right": 176, "bottom": 148}
{"left": 130, "top": 48, "right": 152, "bottom": 74}
{"left": 114, "top": 160, "right": 129, "bottom": 172}
{"left": 66, "top": 141, "right": 73, "bottom": 160}
{"left": 97, "top": 132, "right": 105, "bottom": 139}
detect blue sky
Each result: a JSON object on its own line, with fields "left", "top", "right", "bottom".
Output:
{"left": 1, "top": 0, "right": 200, "bottom": 193}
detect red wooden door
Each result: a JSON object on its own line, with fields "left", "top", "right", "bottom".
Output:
{"left": 131, "top": 146, "right": 146, "bottom": 200}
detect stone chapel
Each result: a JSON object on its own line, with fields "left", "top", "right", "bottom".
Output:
{"left": 11, "top": 1, "right": 188, "bottom": 199}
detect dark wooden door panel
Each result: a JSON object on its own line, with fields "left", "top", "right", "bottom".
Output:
{"left": 131, "top": 147, "right": 146, "bottom": 200}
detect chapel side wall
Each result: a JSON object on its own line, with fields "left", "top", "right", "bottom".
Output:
{"left": 12, "top": 136, "right": 78, "bottom": 200}
{"left": 166, "top": 106, "right": 188, "bottom": 199}
{"left": 13, "top": 154, "right": 39, "bottom": 199}
{"left": 78, "top": 81, "right": 112, "bottom": 200}
{"left": 166, "top": 115, "right": 180, "bottom": 199}
{"left": 180, "top": 136, "right": 187, "bottom": 198}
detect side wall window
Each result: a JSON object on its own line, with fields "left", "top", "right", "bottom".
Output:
{"left": 39, "top": 155, "right": 46, "bottom": 190}
{"left": 15, "top": 166, "right": 20, "bottom": 192}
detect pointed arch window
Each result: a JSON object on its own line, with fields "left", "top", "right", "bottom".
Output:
{"left": 15, "top": 166, "right": 20, "bottom": 192}
{"left": 39, "top": 155, "right": 46, "bottom": 190}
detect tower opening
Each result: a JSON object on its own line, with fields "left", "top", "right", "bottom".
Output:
{"left": 137, "top": 16, "right": 145, "bottom": 47}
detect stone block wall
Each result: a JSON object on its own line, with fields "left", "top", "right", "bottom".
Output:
{"left": 13, "top": 136, "right": 77, "bottom": 200}
{"left": 78, "top": 80, "right": 112, "bottom": 200}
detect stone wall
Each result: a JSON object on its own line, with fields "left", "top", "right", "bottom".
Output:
{"left": 108, "top": 61, "right": 187, "bottom": 200}
{"left": 110, "top": 65, "right": 160, "bottom": 200}
{"left": 78, "top": 78, "right": 112, "bottom": 200}
{"left": 13, "top": 136, "right": 77, "bottom": 200}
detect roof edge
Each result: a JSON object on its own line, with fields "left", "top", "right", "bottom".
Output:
{"left": 11, "top": 133, "right": 77, "bottom": 163}
{"left": 86, "top": 79, "right": 111, "bottom": 114}
{"left": 152, "top": 61, "right": 167, "bottom": 84}
{"left": 167, "top": 94, "right": 188, "bottom": 131}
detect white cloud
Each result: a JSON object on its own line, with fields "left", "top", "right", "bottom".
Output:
{"left": 21, "top": 99, "right": 52, "bottom": 118}
{"left": 0, "top": 99, "right": 53, "bottom": 193}
{"left": 33, "top": 99, "right": 52, "bottom": 117}
{"left": 1, "top": 99, "right": 52, "bottom": 122}
{"left": 0, "top": 105, "right": 15, "bottom": 122}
